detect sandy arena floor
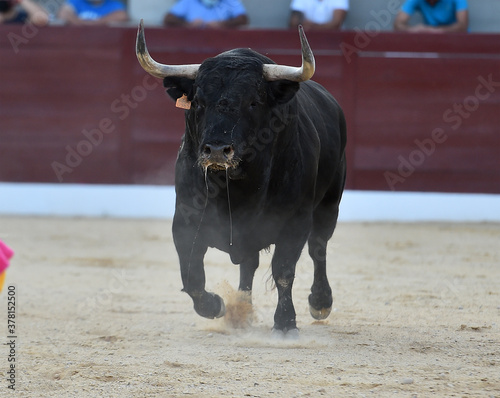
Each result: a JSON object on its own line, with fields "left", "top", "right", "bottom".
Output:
{"left": 0, "top": 217, "right": 498, "bottom": 397}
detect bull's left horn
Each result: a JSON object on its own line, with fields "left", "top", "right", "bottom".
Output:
{"left": 262, "top": 25, "right": 315, "bottom": 82}
{"left": 136, "top": 19, "right": 200, "bottom": 79}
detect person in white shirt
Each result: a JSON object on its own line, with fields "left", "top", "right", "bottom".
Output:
{"left": 289, "top": 0, "right": 348, "bottom": 30}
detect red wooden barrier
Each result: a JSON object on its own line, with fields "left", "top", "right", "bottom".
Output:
{"left": 1, "top": 25, "right": 499, "bottom": 193}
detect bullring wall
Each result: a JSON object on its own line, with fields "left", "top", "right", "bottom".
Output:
{"left": 0, "top": 25, "right": 499, "bottom": 194}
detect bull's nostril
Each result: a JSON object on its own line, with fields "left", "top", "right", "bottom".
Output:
{"left": 202, "top": 144, "right": 234, "bottom": 163}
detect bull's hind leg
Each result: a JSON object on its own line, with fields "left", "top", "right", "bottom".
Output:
{"left": 308, "top": 156, "right": 346, "bottom": 319}
{"left": 308, "top": 223, "right": 335, "bottom": 320}
{"left": 272, "top": 219, "right": 311, "bottom": 334}
{"left": 220, "top": 253, "right": 259, "bottom": 329}
{"left": 238, "top": 252, "right": 259, "bottom": 301}
{"left": 308, "top": 190, "right": 343, "bottom": 320}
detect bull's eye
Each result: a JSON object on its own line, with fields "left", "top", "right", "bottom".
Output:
{"left": 249, "top": 101, "right": 258, "bottom": 110}
{"left": 193, "top": 100, "right": 204, "bottom": 112}
{"left": 192, "top": 93, "right": 205, "bottom": 111}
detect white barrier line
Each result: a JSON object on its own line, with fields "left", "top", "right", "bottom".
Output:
{"left": 0, "top": 183, "right": 499, "bottom": 221}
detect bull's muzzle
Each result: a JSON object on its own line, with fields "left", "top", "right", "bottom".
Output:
{"left": 200, "top": 143, "right": 237, "bottom": 171}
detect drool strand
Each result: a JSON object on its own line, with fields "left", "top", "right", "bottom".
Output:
{"left": 225, "top": 166, "right": 233, "bottom": 246}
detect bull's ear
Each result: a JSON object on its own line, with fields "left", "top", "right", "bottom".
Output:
{"left": 163, "top": 76, "right": 195, "bottom": 101}
{"left": 268, "top": 80, "right": 300, "bottom": 106}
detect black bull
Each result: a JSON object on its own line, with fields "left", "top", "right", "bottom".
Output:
{"left": 136, "top": 21, "right": 346, "bottom": 335}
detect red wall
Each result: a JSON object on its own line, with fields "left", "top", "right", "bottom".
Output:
{"left": 1, "top": 25, "right": 499, "bottom": 193}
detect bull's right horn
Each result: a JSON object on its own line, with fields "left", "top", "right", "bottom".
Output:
{"left": 136, "top": 19, "right": 200, "bottom": 79}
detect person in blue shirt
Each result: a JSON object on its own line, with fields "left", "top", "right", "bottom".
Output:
{"left": 164, "top": 0, "right": 248, "bottom": 29}
{"left": 58, "top": 0, "right": 128, "bottom": 25}
{"left": 394, "top": 0, "right": 468, "bottom": 33}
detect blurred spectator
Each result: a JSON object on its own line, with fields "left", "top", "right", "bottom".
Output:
{"left": 0, "top": 0, "right": 49, "bottom": 26}
{"left": 164, "top": 0, "right": 248, "bottom": 29}
{"left": 58, "top": 0, "right": 128, "bottom": 25}
{"left": 289, "top": 0, "right": 348, "bottom": 31}
{"left": 394, "top": 0, "right": 468, "bottom": 33}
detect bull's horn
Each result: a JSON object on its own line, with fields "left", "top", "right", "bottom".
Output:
{"left": 262, "top": 25, "right": 315, "bottom": 82}
{"left": 136, "top": 19, "right": 200, "bottom": 79}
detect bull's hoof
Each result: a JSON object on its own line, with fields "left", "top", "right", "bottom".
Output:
{"left": 193, "top": 292, "right": 226, "bottom": 319}
{"left": 217, "top": 298, "right": 226, "bottom": 318}
{"left": 309, "top": 305, "right": 332, "bottom": 320}
{"left": 271, "top": 327, "right": 300, "bottom": 340}
{"left": 308, "top": 292, "right": 332, "bottom": 320}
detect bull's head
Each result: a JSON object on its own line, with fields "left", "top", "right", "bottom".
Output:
{"left": 136, "top": 20, "right": 315, "bottom": 176}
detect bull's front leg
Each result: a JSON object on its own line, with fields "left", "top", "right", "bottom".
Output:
{"left": 173, "top": 221, "right": 225, "bottom": 320}
{"left": 180, "top": 254, "right": 226, "bottom": 319}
